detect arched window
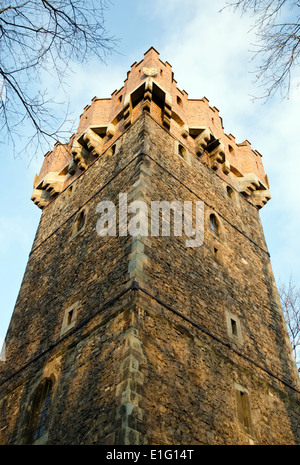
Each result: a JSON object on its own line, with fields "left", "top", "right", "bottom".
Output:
{"left": 228, "top": 144, "right": 234, "bottom": 154}
{"left": 209, "top": 213, "right": 220, "bottom": 236}
{"left": 29, "top": 378, "right": 53, "bottom": 443}
{"left": 70, "top": 209, "right": 87, "bottom": 241}
{"left": 226, "top": 185, "right": 234, "bottom": 200}
{"left": 177, "top": 96, "right": 183, "bottom": 107}
{"left": 177, "top": 143, "right": 190, "bottom": 163}
{"left": 178, "top": 144, "right": 186, "bottom": 158}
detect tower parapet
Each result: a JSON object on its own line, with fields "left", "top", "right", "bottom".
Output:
{"left": 31, "top": 47, "right": 270, "bottom": 211}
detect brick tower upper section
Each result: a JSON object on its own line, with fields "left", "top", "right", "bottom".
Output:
{"left": 31, "top": 47, "right": 271, "bottom": 210}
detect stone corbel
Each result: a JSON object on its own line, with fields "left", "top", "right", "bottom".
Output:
{"left": 236, "top": 173, "right": 261, "bottom": 196}
{"left": 72, "top": 142, "right": 90, "bottom": 170}
{"left": 194, "top": 128, "right": 212, "bottom": 155}
{"left": 31, "top": 188, "right": 51, "bottom": 209}
{"left": 193, "top": 127, "right": 230, "bottom": 173}
{"left": 42, "top": 172, "right": 66, "bottom": 196}
{"left": 236, "top": 172, "right": 271, "bottom": 207}
{"left": 208, "top": 141, "right": 226, "bottom": 171}
{"left": 252, "top": 189, "right": 271, "bottom": 208}
{"left": 82, "top": 128, "right": 104, "bottom": 157}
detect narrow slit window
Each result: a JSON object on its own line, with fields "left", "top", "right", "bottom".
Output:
{"left": 73, "top": 210, "right": 86, "bottom": 236}
{"left": 67, "top": 309, "right": 74, "bottom": 326}
{"left": 231, "top": 318, "right": 237, "bottom": 336}
{"left": 77, "top": 211, "right": 85, "bottom": 231}
{"left": 60, "top": 302, "right": 79, "bottom": 336}
{"left": 210, "top": 214, "right": 219, "bottom": 236}
{"left": 235, "top": 386, "right": 253, "bottom": 436}
{"left": 240, "top": 392, "right": 249, "bottom": 429}
{"left": 226, "top": 311, "right": 243, "bottom": 344}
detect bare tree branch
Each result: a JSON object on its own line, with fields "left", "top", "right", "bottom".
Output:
{"left": 222, "top": 0, "right": 300, "bottom": 101}
{"left": 278, "top": 276, "right": 300, "bottom": 371}
{"left": 0, "top": 0, "right": 116, "bottom": 156}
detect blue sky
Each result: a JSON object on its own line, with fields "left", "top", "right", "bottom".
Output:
{"left": 1, "top": 0, "right": 299, "bottom": 349}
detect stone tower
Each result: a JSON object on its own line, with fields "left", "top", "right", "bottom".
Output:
{"left": 0, "top": 48, "right": 299, "bottom": 445}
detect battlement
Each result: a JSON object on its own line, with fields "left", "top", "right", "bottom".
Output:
{"left": 32, "top": 49, "right": 270, "bottom": 210}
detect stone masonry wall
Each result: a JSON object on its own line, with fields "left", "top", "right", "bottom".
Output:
{"left": 0, "top": 116, "right": 148, "bottom": 444}
{"left": 127, "top": 114, "right": 299, "bottom": 444}
{"left": 0, "top": 113, "right": 299, "bottom": 445}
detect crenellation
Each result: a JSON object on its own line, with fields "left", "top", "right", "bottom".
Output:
{"left": 31, "top": 48, "right": 271, "bottom": 211}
